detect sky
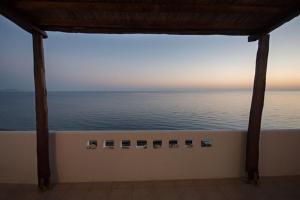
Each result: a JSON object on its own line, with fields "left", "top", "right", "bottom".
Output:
{"left": 0, "top": 16, "right": 299, "bottom": 91}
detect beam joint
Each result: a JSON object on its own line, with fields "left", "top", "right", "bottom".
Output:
{"left": 0, "top": 3, "right": 47, "bottom": 38}
{"left": 248, "top": 10, "right": 299, "bottom": 42}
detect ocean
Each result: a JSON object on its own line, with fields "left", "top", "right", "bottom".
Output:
{"left": 0, "top": 90, "right": 299, "bottom": 131}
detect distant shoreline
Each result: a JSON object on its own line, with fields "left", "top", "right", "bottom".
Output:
{"left": 1, "top": 89, "right": 300, "bottom": 93}
{"left": 0, "top": 128, "right": 12, "bottom": 131}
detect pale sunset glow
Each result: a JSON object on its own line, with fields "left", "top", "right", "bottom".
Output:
{"left": 0, "top": 16, "right": 299, "bottom": 91}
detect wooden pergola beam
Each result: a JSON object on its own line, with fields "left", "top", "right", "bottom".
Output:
{"left": 0, "top": 4, "right": 48, "bottom": 38}
{"left": 248, "top": 9, "right": 299, "bottom": 42}
{"left": 42, "top": 26, "right": 253, "bottom": 36}
{"left": 246, "top": 34, "right": 270, "bottom": 182}
{"left": 33, "top": 32, "right": 50, "bottom": 188}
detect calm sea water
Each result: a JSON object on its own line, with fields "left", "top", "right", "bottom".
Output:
{"left": 0, "top": 91, "right": 299, "bottom": 131}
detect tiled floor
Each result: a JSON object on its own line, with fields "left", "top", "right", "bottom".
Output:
{"left": 0, "top": 176, "right": 299, "bottom": 200}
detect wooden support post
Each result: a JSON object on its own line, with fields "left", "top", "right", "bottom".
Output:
{"left": 246, "top": 34, "right": 270, "bottom": 182}
{"left": 33, "top": 32, "right": 50, "bottom": 188}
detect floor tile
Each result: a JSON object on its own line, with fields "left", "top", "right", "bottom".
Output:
{"left": 109, "top": 188, "right": 133, "bottom": 200}
{"left": 132, "top": 188, "right": 155, "bottom": 200}
{"left": 85, "top": 188, "right": 110, "bottom": 200}
{"left": 152, "top": 187, "right": 181, "bottom": 200}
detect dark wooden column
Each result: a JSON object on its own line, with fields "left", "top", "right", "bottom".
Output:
{"left": 246, "top": 34, "right": 270, "bottom": 181}
{"left": 32, "top": 32, "right": 50, "bottom": 188}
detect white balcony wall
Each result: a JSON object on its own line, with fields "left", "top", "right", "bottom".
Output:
{"left": 0, "top": 130, "right": 299, "bottom": 184}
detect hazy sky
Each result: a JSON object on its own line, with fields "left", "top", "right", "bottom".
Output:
{"left": 0, "top": 16, "right": 299, "bottom": 91}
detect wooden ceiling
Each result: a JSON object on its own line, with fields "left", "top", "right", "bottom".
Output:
{"left": 1, "top": 0, "right": 299, "bottom": 41}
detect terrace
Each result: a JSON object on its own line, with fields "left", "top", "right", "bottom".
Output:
{"left": 1, "top": 176, "right": 300, "bottom": 200}
{"left": 0, "top": 0, "right": 300, "bottom": 194}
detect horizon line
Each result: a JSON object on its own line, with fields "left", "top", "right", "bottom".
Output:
{"left": 1, "top": 88, "right": 300, "bottom": 93}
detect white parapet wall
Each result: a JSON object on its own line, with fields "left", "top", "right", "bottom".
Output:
{"left": 0, "top": 130, "right": 299, "bottom": 184}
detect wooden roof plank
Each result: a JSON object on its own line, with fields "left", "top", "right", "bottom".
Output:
{"left": 15, "top": 1, "right": 290, "bottom": 14}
